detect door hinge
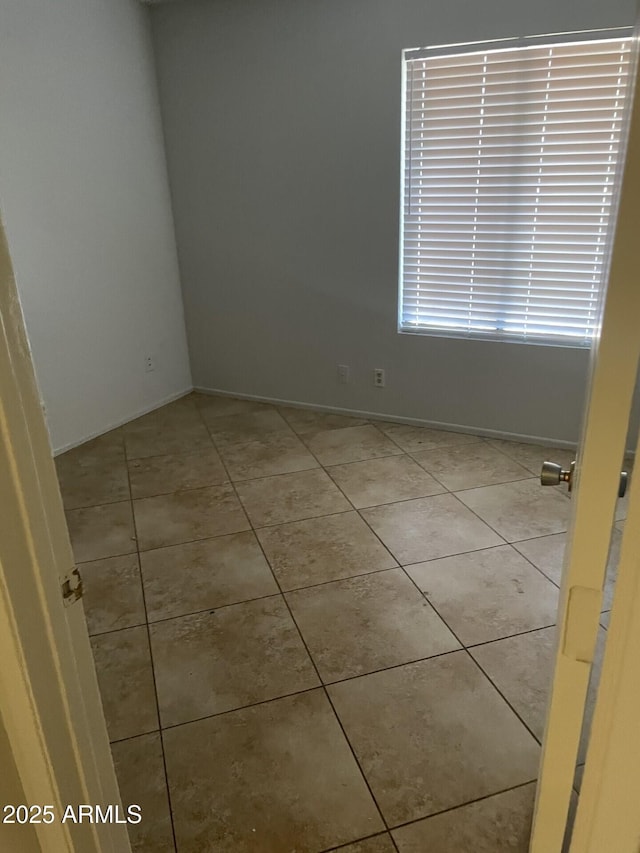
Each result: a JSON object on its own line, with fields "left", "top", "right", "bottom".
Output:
{"left": 61, "top": 567, "right": 83, "bottom": 606}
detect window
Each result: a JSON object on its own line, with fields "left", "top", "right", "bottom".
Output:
{"left": 399, "top": 31, "right": 633, "bottom": 346}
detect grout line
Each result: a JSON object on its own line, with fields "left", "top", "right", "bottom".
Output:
{"left": 283, "top": 422, "right": 375, "bottom": 442}
{"left": 227, "top": 462, "right": 336, "bottom": 483}
{"left": 219, "top": 440, "right": 388, "bottom": 829}
{"left": 323, "top": 445, "right": 551, "bottom": 749}
{"left": 364, "top": 476, "right": 560, "bottom": 745}
{"left": 198, "top": 406, "right": 395, "bottom": 838}
{"left": 138, "top": 563, "right": 403, "bottom": 629}
{"left": 385, "top": 777, "right": 538, "bottom": 834}
{"left": 106, "top": 687, "right": 321, "bottom": 745}
{"left": 469, "top": 648, "right": 546, "bottom": 747}
{"left": 90, "top": 609, "right": 559, "bottom": 685}
{"left": 240, "top": 505, "right": 355, "bottom": 530}
{"left": 418, "top": 471, "right": 541, "bottom": 491}
{"left": 319, "top": 831, "right": 396, "bottom": 852}
{"left": 87, "top": 564, "right": 557, "bottom": 641}
{"left": 398, "top": 457, "right": 451, "bottom": 493}
{"left": 77, "top": 530, "right": 248, "bottom": 564}
{"left": 395, "top": 559, "right": 546, "bottom": 749}
{"left": 105, "top": 684, "right": 337, "bottom": 744}
{"left": 483, "top": 437, "right": 574, "bottom": 475}
{"left": 131, "top": 480, "right": 233, "bottom": 502}
{"left": 128, "top": 478, "right": 230, "bottom": 502}
{"left": 291, "top": 419, "right": 405, "bottom": 466}
{"left": 108, "top": 726, "right": 161, "bottom": 748}
{"left": 107, "top": 626, "right": 553, "bottom": 743}
{"left": 63, "top": 494, "right": 131, "bottom": 512}
{"left": 483, "top": 439, "right": 543, "bottom": 473}
{"left": 275, "top": 561, "right": 399, "bottom": 591}
{"left": 398, "top": 542, "right": 510, "bottom": 568}
{"left": 321, "top": 451, "right": 439, "bottom": 473}
{"left": 65, "top": 496, "right": 132, "bottom": 514}
{"left": 194, "top": 388, "right": 581, "bottom": 450}
{"left": 208, "top": 424, "right": 299, "bottom": 444}
{"left": 157, "top": 687, "right": 325, "bottom": 735}
{"left": 120, "top": 451, "right": 180, "bottom": 853}
{"left": 228, "top": 462, "right": 321, "bottom": 483}
{"left": 466, "top": 653, "right": 546, "bottom": 749}
{"left": 400, "top": 539, "right": 561, "bottom": 602}
{"left": 90, "top": 582, "right": 558, "bottom": 642}
{"left": 320, "top": 463, "right": 402, "bottom": 564}
{"left": 317, "top": 778, "right": 542, "bottom": 850}
{"left": 88, "top": 620, "right": 147, "bottom": 638}
{"left": 209, "top": 412, "right": 399, "bottom": 831}
{"left": 466, "top": 622, "right": 558, "bottom": 650}
{"left": 73, "top": 398, "right": 576, "bottom": 849}
{"left": 65, "top": 445, "right": 565, "bottom": 540}
{"left": 309, "top": 440, "right": 549, "bottom": 752}
{"left": 124, "top": 440, "right": 218, "bottom": 462}
{"left": 318, "top": 647, "right": 463, "bottom": 687}
{"left": 88, "top": 590, "right": 281, "bottom": 634}
{"left": 510, "top": 546, "right": 564, "bottom": 591}
{"left": 447, "top": 490, "right": 512, "bottom": 544}
{"left": 295, "top": 432, "right": 557, "bottom": 748}
{"left": 508, "top": 526, "right": 571, "bottom": 545}
{"left": 512, "top": 530, "right": 568, "bottom": 545}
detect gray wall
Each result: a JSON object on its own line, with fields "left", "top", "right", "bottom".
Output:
{"left": 151, "top": 0, "right": 636, "bottom": 444}
{"left": 0, "top": 0, "right": 192, "bottom": 453}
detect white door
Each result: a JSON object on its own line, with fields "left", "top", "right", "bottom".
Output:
{"left": 529, "top": 23, "right": 640, "bottom": 853}
{"left": 0, "top": 220, "right": 131, "bottom": 852}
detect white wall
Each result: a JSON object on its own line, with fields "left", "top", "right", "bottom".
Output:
{"left": 0, "top": 0, "right": 192, "bottom": 453}
{"left": 151, "top": 0, "right": 635, "bottom": 444}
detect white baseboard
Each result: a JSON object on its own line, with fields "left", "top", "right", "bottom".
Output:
{"left": 52, "top": 386, "right": 194, "bottom": 456}
{"left": 193, "top": 385, "right": 578, "bottom": 450}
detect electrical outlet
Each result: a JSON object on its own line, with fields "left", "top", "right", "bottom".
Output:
{"left": 337, "top": 364, "right": 350, "bottom": 384}
{"left": 374, "top": 368, "right": 386, "bottom": 388}
{"left": 145, "top": 355, "right": 156, "bottom": 373}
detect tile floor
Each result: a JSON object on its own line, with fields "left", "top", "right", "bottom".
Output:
{"left": 56, "top": 393, "right": 621, "bottom": 853}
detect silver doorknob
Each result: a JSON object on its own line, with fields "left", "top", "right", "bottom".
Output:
{"left": 541, "top": 461, "right": 573, "bottom": 488}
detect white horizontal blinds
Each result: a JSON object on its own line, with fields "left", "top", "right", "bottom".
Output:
{"left": 401, "top": 37, "right": 632, "bottom": 344}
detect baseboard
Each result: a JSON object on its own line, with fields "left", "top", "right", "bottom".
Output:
{"left": 193, "top": 385, "right": 578, "bottom": 449}
{"left": 52, "top": 386, "right": 194, "bottom": 456}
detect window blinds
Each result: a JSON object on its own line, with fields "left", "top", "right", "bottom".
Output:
{"left": 400, "top": 34, "right": 633, "bottom": 345}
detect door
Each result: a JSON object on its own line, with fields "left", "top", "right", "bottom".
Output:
{"left": 529, "top": 23, "right": 640, "bottom": 853}
{"left": 570, "top": 425, "right": 640, "bottom": 849}
{"left": 0, "top": 220, "right": 131, "bottom": 852}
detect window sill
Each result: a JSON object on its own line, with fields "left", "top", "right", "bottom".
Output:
{"left": 397, "top": 326, "right": 593, "bottom": 350}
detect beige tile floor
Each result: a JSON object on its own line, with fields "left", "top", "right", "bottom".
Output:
{"left": 56, "top": 393, "right": 620, "bottom": 853}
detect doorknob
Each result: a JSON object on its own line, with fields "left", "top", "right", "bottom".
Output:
{"left": 541, "top": 460, "right": 629, "bottom": 496}
{"left": 540, "top": 460, "right": 575, "bottom": 490}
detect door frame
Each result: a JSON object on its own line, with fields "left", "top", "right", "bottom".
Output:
{"left": 530, "top": 23, "right": 640, "bottom": 853}
{"left": 0, "top": 220, "right": 130, "bottom": 852}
